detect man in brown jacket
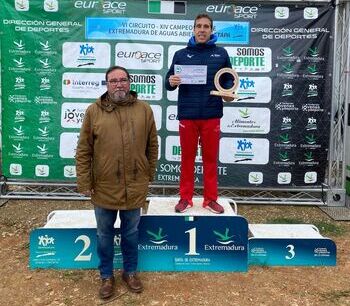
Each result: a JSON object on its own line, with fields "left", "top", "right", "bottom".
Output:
{"left": 76, "top": 66, "right": 158, "bottom": 300}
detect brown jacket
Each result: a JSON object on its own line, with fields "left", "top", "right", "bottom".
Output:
{"left": 75, "top": 91, "right": 158, "bottom": 210}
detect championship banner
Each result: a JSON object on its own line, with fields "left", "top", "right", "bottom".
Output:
{"left": 0, "top": 1, "right": 334, "bottom": 187}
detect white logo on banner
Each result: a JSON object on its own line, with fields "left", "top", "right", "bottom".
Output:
{"left": 10, "top": 163, "right": 22, "bottom": 175}
{"left": 167, "top": 87, "right": 178, "bottom": 101}
{"left": 221, "top": 107, "right": 271, "bottom": 134}
{"left": 225, "top": 47, "right": 272, "bottom": 73}
{"left": 35, "top": 165, "right": 49, "bottom": 177}
{"left": 44, "top": 0, "right": 59, "bottom": 12}
{"left": 275, "top": 7, "right": 289, "bottom": 19}
{"left": 278, "top": 172, "right": 292, "bottom": 184}
{"left": 62, "top": 42, "right": 111, "bottom": 68}
{"left": 64, "top": 166, "right": 76, "bottom": 178}
{"left": 304, "top": 7, "right": 318, "bottom": 19}
{"left": 15, "top": 0, "right": 29, "bottom": 11}
{"left": 59, "top": 133, "right": 79, "bottom": 158}
{"left": 304, "top": 171, "right": 317, "bottom": 183}
{"left": 130, "top": 74, "right": 163, "bottom": 101}
{"left": 62, "top": 73, "right": 106, "bottom": 98}
{"left": 115, "top": 43, "right": 163, "bottom": 70}
{"left": 167, "top": 45, "right": 185, "bottom": 68}
{"left": 150, "top": 105, "right": 162, "bottom": 131}
{"left": 165, "top": 136, "right": 202, "bottom": 162}
{"left": 166, "top": 105, "right": 178, "bottom": 132}
{"left": 248, "top": 172, "right": 263, "bottom": 184}
{"left": 237, "top": 77, "right": 271, "bottom": 103}
{"left": 157, "top": 136, "right": 161, "bottom": 160}
{"left": 61, "top": 103, "right": 91, "bottom": 128}
{"left": 219, "top": 137, "right": 269, "bottom": 164}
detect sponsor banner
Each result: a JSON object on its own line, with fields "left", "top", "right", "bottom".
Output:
{"left": 166, "top": 105, "right": 178, "bottom": 132}
{"left": 165, "top": 136, "right": 202, "bottom": 162}
{"left": 150, "top": 105, "right": 162, "bottom": 131}
{"left": 221, "top": 107, "right": 271, "bottom": 134}
{"left": 61, "top": 103, "right": 91, "bottom": 128}
{"left": 130, "top": 74, "right": 163, "bottom": 100}
{"left": 62, "top": 72, "right": 106, "bottom": 98}
{"left": 116, "top": 43, "right": 164, "bottom": 70}
{"left": 167, "top": 45, "right": 185, "bottom": 68}
{"left": 237, "top": 77, "right": 271, "bottom": 103}
{"left": 59, "top": 133, "right": 79, "bottom": 158}
{"left": 86, "top": 17, "right": 249, "bottom": 44}
{"left": 219, "top": 137, "right": 270, "bottom": 164}
{"left": 62, "top": 42, "right": 111, "bottom": 68}
{"left": 225, "top": 47, "right": 272, "bottom": 73}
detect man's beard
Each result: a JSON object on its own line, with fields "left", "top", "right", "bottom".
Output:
{"left": 109, "top": 90, "right": 127, "bottom": 103}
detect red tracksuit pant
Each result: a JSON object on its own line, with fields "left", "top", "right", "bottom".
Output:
{"left": 179, "top": 118, "right": 220, "bottom": 202}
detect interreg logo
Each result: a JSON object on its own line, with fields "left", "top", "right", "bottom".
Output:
{"left": 306, "top": 117, "right": 317, "bottom": 130}
{"left": 275, "top": 7, "right": 289, "bottom": 19}
{"left": 279, "top": 151, "right": 290, "bottom": 162}
{"left": 279, "top": 133, "right": 291, "bottom": 144}
{"left": 239, "top": 108, "right": 250, "bottom": 119}
{"left": 281, "top": 117, "right": 292, "bottom": 130}
{"left": 14, "top": 40, "right": 25, "bottom": 50}
{"left": 14, "top": 110, "right": 25, "bottom": 123}
{"left": 40, "top": 41, "right": 51, "bottom": 51}
{"left": 44, "top": 0, "right": 59, "bottom": 12}
{"left": 282, "top": 83, "right": 293, "bottom": 97}
{"left": 307, "top": 83, "right": 318, "bottom": 97}
{"left": 282, "top": 47, "right": 293, "bottom": 57}
{"left": 39, "top": 110, "right": 51, "bottom": 123}
{"left": 304, "top": 151, "right": 314, "bottom": 162}
{"left": 15, "top": 76, "right": 25, "bottom": 90}
{"left": 14, "top": 57, "right": 25, "bottom": 68}
{"left": 304, "top": 7, "right": 318, "bottom": 19}
{"left": 15, "top": 0, "right": 29, "bottom": 11}
{"left": 305, "top": 134, "right": 316, "bottom": 145}
{"left": 304, "top": 171, "right": 317, "bottom": 183}
{"left": 38, "top": 235, "right": 55, "bottom": 247}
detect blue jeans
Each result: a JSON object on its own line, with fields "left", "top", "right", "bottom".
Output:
{"left": 94, "top": 206, "right": 141, "bottom": 279}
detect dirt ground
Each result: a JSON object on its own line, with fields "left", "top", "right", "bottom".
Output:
{"left": 0, "top": 199, "right": 349, "bottom": 306}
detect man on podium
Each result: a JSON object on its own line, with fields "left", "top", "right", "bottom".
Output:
{"left": 165, "top": 14, "right": 233, "bottom": 214}
{"left": 76, "top": 66, "right": 158, "bottom": 300}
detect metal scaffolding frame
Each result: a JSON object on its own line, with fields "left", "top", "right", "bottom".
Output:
{"left": 0, "top": 0, "right": 349, "bottom": 205}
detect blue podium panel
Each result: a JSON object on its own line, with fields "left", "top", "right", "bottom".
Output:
{"left": 249, "top": 238, "right": 336, "bottom": 266}
{"left": 30, "top": 228, "right": 123, "bottom": 269}
{"left": 138, "top": 215, "right": 248, "bottom": 272}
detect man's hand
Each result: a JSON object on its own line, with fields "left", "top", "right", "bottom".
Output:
{"left": 81, "top": 189, "right": 94, "bottom": 197}
{"left": 169, "top": 75, "right": 181, "bottom": 88}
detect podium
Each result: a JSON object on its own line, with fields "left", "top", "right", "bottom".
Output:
{"left": 30, "top": 197, "right": 249, "bottom": 271}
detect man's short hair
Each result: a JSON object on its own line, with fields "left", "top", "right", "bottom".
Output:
{"left": 194, "top": 13, "right": 213, "bottom": 29}
{"left": 105, "top": 66, "right": 130, "bottom": 81}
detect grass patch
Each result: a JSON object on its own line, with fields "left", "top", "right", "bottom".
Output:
{"left": 320, "top": 290, "right": 350, "bottom": 304}
{"left": 266, "top": 217, "right": 303, "bottom": 224}
{"left": 313, "top": 221, "right": 346, "bottom": 236}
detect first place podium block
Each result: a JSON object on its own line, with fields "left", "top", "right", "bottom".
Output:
{"left": 30, "top": 197, "right": 248, "bottom": 272}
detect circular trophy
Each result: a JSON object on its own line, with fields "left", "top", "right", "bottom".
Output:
{"left": 210, "top": 67, "right": 239, "bottom": 101}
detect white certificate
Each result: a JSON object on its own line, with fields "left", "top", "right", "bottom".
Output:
{"left": 174, "top": 65, "right": 207, "bottom": 85}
